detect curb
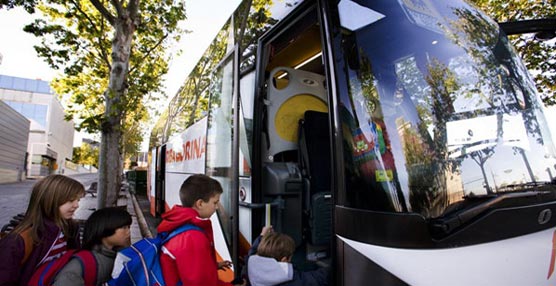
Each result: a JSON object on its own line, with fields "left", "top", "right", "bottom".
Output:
{"left": 130, "top": 192, "right": 153, "bottom": 238}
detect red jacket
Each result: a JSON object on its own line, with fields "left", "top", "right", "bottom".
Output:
{"left": 157, "top": 206, "right": 231, "bottom": 286}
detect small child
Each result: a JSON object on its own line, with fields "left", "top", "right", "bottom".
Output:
{"left": 0, "top": 175, "right": 85, "bottom": 286}
{"left": 247, "top": 226, "right": 329, "bottom": 286}
{"left": 157, "top": 174, "right": 244, "bottom": 286}
{"left": 53, "top": 207, "right": 132, "bottom": 285}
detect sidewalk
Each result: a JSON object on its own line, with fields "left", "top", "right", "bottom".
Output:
{"left": 132, "top": 193, "right": 161, "bottom": 237}
{"left": 74, "top": 186, "right": 146, "bottom": 243}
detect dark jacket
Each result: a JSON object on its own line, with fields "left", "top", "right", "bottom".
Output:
{"left": 0, "top": 219, "right": 80, "bottom": 286}
{"left": 246, "top": 236, "right": 329, "bottom": 286}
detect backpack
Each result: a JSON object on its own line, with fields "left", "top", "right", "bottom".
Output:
{"left": 107, "top": 224, "right": 201, "bottom": 286}
{"left": 27, "top": 249, "right": 97, "bottom": 286}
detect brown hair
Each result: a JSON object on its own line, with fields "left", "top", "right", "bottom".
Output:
{"left": 13, "top": 175, "right": 85, "bottom": 244}
{"left": 256, "top": 232, "right": 295, "bottom": 261}
{"left": 179, "top": 174, "right": 223, "bottom": 207}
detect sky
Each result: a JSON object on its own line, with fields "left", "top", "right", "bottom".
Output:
{"left": 0, "top": 0, "right": 241, "bottom": 149}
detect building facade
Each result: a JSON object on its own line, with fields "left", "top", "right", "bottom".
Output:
{"left": 0, "top": 100, "right": 30, "bottom": 183}
{"left": 0, "top": 75, "right": 74, "bottom": 178}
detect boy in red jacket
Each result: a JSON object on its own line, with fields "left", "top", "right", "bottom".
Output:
{"left": 157, "top": 174, "right": 244, "bottom": 286}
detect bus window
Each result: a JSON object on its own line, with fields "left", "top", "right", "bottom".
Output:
{"left": 239, "top": 71, "right": 255, "bottom": 177}
{"left": 206, "top": 28, "right": 236, "bottom": 249}
{"left": 334, "top": 0, "right": 556, "bottom": 219}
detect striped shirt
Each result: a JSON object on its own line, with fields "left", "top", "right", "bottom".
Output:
{"left": 39, "top": 231, "right": 67, "bottom": 265}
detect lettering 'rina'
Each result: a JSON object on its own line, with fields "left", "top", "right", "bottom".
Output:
{"left": 166, "top": 136, "right": 206, "bottom": 163}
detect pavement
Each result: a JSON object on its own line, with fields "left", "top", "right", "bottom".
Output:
{"left": 0, "top": 173, "right": 156, "bottom": 244}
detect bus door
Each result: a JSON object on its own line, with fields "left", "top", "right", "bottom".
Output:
{"left": 205, "top": 42, "right": 238, "bottom": 281}
{"left": 253, "top": 0, "right": 333, "bottom": 271}
{"left": 155, "top": 144, "right": 166, "bottom": 216}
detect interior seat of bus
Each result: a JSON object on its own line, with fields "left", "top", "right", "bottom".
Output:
{"left": 259, "top": 7, "right": 332, "bottom": 268}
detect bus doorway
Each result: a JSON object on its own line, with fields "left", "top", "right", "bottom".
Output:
{"left": 253, "top": 2, "right": 333, "bottom": 271}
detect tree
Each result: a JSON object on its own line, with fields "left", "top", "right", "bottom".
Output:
{"left": 15, "top": 0, "right": 186, "bottom": 208}
{"left": 468, "top": 0, "right": 556, "bottom": 106}
{"left": 73, "top": 142, "right": 99, "bottom": 168}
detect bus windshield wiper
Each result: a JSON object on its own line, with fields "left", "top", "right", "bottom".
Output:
{"left": 431, "top": 182, "right": 555, "bottom": 236}
{"left": 490, "top": 181, "right": 555, "bottom": 193}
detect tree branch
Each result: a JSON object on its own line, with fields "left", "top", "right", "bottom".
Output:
{"left": 68, "top": 0, "right": 111, "bottom": 68}
{"left": 129, "top": 33, "right": 168, "bottom": 75}
{"left": 110, "top": 0, "right": 124, "bottom": 18}
{"left": 97, "top": 16, "right": 112, "bottom": 69}
{"left": 90, "top": 0, "right": 116, "bottom": 25}
{"left": 128, "top": 0, "right": 139, "bottom": 21}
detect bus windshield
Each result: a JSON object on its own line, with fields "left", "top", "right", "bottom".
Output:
{"left": 335, "top": 0, "right": 556, "bottom": 218}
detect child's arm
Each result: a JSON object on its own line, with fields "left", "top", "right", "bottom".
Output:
{"left": 247, "top": 225, "right": 273, "bottom": 256}
{"left": 0, "top": 234, "right": 26, "bottom": 285}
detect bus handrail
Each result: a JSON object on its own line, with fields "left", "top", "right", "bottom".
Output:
{"left": 238, "top": 199, "right": 284, "bottom": 209}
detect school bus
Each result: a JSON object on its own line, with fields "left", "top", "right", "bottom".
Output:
{"left": 148, "top": 0, "right": 556, "bottom": 284}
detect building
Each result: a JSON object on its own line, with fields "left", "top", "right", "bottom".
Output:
{"left": 0, "top": 100, "right": 30, "bottom": 183}
{"left": 0, "top": 75, "right": 74, "bottom": 178}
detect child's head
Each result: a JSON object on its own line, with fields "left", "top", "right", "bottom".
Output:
{"left": 15, "top": 175, "right": 85, "bottom": 242}
{"left": 179, "top": 174, "right": 223, "bottom": 218}
{"left": 29, "top": 175, "right": 84, "bottom": 222}
{"left": 29, "top": 174, "right": 85, "bottom": 219}
{"left": 82, "top": 207, "right": 132, "bottom": 250}
{"left": 257, "top": 232, "right": 295, "bottom": 262}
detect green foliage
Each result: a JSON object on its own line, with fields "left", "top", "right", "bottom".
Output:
{"left": 0, "top": 0, "right": 37, "bottom": 13}
{"left": 72, "top": 142, "right": 99, "bottom": 168}
{"left": 467, "top": 0, "right": 556, "bottom": 105}
{"left": 22, "top": 0, "right": 186, "bottom": 138}
{"left": 7, "top": 0, "right": 187, "bottom": 206}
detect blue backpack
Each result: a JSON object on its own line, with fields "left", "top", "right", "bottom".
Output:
{"left": 107, "top": 224, "right": 201, "bottom": 286}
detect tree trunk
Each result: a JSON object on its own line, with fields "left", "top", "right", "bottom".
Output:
{"left": 97, "top": 15, "right": 135, "bottom": 209}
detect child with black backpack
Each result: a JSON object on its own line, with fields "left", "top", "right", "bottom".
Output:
{"left": 53, "top": 207, "right": 132, "bottom": 285}
{"left": 0, "top": 175, "right": 85, "bottom": 286}
{"left": 156, "top": 174, "right": 245, "bottom": 286}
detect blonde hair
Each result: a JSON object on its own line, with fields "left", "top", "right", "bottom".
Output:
{"left": 256, "top": 232, "right": 295, "bottom": 261}
{"left": 13, "top": 175, "right": 85, "bottom": 244}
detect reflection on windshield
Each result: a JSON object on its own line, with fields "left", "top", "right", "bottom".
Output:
{"left": 336, "top": 0, "right": 556, "bottom": 218}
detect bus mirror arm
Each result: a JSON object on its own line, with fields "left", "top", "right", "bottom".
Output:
{"left": 499, "top": 18, "right": 556, "bottom": 40}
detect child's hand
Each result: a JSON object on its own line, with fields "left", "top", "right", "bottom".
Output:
{"left": 218, "top": 260, "right": 232, "bottom": 270}
{"left": 261, "top": 225, "right": 273, "bottom": 236}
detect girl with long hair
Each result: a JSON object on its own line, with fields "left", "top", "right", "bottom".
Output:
{"left": 0, "top": 174, "right": 85, "bottom": 286}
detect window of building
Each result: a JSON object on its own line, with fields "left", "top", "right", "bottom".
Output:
{"left": 4, "top": 101, "right": 48, "bottom": 128}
